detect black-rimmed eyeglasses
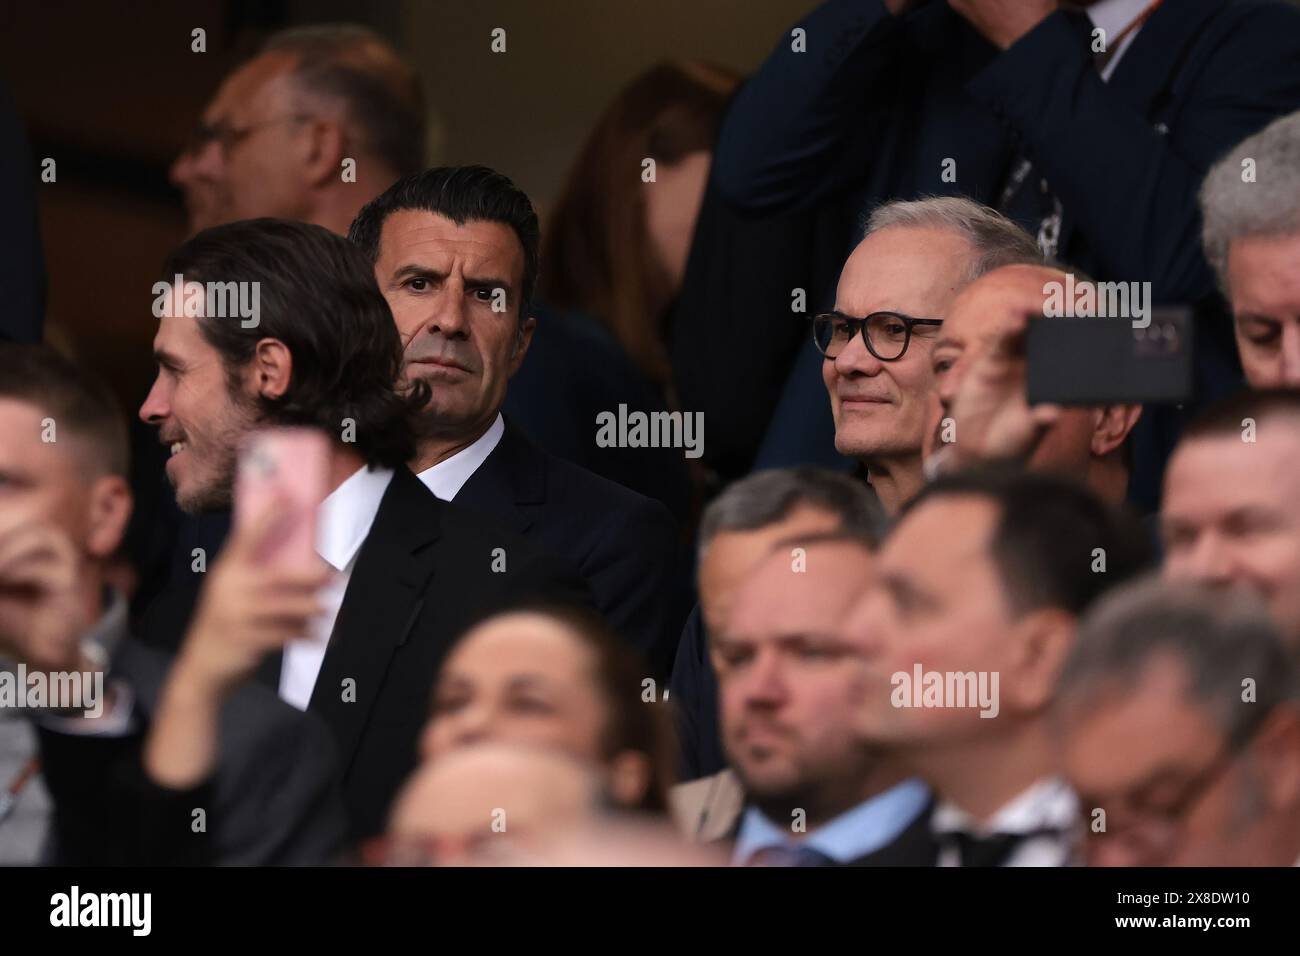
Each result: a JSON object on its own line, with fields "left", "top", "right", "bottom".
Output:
{"left": 812, "top": 310, "right": 943, "bottom": 362}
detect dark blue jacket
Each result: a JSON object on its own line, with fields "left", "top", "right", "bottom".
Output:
{"left": 707, "top": 0, "right": 1300, "bottom": 507}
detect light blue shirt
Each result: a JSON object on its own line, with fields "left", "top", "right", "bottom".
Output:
{"left": 732, "top": 778, "right": 931, "bottom": 866}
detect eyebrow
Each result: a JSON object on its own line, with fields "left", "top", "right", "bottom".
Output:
{"left": 153, "top": 348, "right": 183, "bottom": 370}
{"left": 391, "top": 263, "right": 515, "bottom": 292}
{"left": 932, "top": 336, "right": 964, "bottom": 352}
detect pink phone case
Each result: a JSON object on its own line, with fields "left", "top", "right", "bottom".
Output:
{"left": 234, "top": 428, "right": 329, "bottom": 570}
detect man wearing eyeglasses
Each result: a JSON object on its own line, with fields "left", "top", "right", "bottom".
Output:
{"left": 170, "top": 24, "right": 425, "bottom": 236}
{"left": 815, "top": 196, "right": 1042, "bottom": 514}
{"left": 1057, "top": 576, "right": 1300, "bottom": 867}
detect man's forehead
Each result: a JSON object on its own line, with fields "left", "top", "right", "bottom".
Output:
{"left": 209, "top": 52, "right": 297, "bottom": 120}
{"left": 884, "top": 496, "right": 995, "bottom": 571}
{"left": 727, "top": 541, "right": 873, "bottom": 633}
{"left": 835, "top": 225, "right": 971, "bottom": 315}
{"left": 945, "top": 270, "right": 1052, "bottom": 339}
{"left": 1167, "top": 431, "right": 1300, "bottom": 505}
{"left": 378, "top": 211, "right": 522, "bottom": 268}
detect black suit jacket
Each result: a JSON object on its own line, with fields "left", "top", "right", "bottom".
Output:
{"left": 455, "top": 419, "right": 685, "bottom": 678}
{"left": 139, "top": 465, "right": 591, "bottom": 840}
{"left": 38, "top": 638, "right": 346, "bottom": 866}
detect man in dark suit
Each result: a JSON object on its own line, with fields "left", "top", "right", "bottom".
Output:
{"left": 677, "top": 533, "right": 933, "bottom": 865}
{"left": 133, "top": 220, "right": 589, "bottom": 840}
{"left": 348, "top": 166, "right": 685, "bottom": 677}
{"left": 699, "top": 0, "right": 1300, "bottom": 510}
{"left": 0, "top": 344, "right": 344, "bottom": 865}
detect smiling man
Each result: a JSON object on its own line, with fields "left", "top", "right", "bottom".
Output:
{"left": 347, "top": 167, "right": 683, "bottom": 676}
{"left": 816, "top": 197, "right": 1042, "bottom": 515}
{"left": 1161, "top": 389, "right": 1300, "bottom": 648}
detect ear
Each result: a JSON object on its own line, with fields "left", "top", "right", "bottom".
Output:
{"left": 1007, "top": 607, "right": 1076, "bottom": 714}
{"left": 507, "top": 314, "right": 537, "bottom": 375}
{"left": 84, "top": 475, "right": 133, "bottom": 560}
{"left": 301, "top": 116, "right": 348, "bottom": 188}
{"left": 1090, "top": 404, "right": 1142, "bottom": 458}
{"left": 251, "top": 338, "right": 293, "bottom": 400}
{"left": 1249, "top": 705, "right": 1300, "bottom": 810}
{"left": 606, "top": 749, "right": 653, "bottom": 809}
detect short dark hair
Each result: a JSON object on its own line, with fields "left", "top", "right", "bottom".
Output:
{"left": 161, "top": 218, "right": 426, "bottom": 469}
{"left": 1058, "top": 576, "right": 1295, "bottom": 745}
{"left": 263, "top": 24, "right": 426, "bottom": 178}
{"left": 347, "top": 165, "right": 540, "bottom": 319}
{"left": 1181, "top": 387, "right": 1300, "bottom": 444}
{"left": 698, "top": 466, "right": 885, "bottom": 557}
{"left": 0, "top": 344, "right": 128, "bottom": 478}
{"left": 900, "top": 465, "right": 1151, "bottom": 617}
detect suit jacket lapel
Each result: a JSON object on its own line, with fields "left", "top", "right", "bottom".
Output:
{"left": 1055, "top": 0, "right": 1226, "bottom": 257}
{"left": 307, "top": 466, "right": 441, "bottom": 773}
{"left": 454, "top": 419, "right": 546, "bottom": 536}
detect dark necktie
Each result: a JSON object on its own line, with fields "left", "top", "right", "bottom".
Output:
{"left": 995, "top": 11, "right": 1099, "bottom": 259}
{"left": 946, "top": 830, "right": 1026, "bottom": 868}
{"left": 746, "top": 844, "right": 835, "bottom": 867}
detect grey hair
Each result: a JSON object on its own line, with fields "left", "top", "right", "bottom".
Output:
{"left": 1057, "top": 575, "right": 1296, "bottom": 744}
{"left": 697, "top": 467, "right": 884, "bottom": 560}
{"left": 862, "top": 195, "right": 1045, "bottom": 282}
{"left": 1200, "top": 109, "right": 1300, "bottom": 295}
{"left": 263, "top": 24, "right": 427, "bottom": 178}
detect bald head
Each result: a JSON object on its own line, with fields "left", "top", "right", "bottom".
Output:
{"left": 387, "top": 743, "right": 600, "bottom": 865}
{"left": 928, "top": 264, "right": 1141, "bottom": 498}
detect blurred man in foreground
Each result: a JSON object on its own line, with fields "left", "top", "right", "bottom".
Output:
{"left": 709, "top": 536, "right": 930, "bottom": 865}
{"left": 849, "top": 468, "right": 1148, "bottom": 865}
{"left": 1161, "top": 389, "right": 1300, "bottom": 648}
{"left": 1057, "top": 577, "right": 1300, "bottom": 867}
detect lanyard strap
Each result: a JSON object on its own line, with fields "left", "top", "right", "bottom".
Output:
{"left": 0, "top": 756, "right": 41, "bottom": 825}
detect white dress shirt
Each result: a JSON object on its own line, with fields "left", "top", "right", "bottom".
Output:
{"left": 279, "top": 465, "right": 394, "bottom": 711}
{"left": 414, "top": 413, "right": 505, "bottom": 502}
{"left": 933, "top": 776, "right": 1080, "bottom": 867}
{"left": 1086, "top": 0, "right": 1154, "bottom": 81}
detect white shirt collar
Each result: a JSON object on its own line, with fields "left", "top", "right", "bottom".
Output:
{"left": 316, "top": 465, "right": 394, "bottom": 571}
{"left": 932, "top": 776, "right": 1078, "bottom": 837}
{"left": 415, "top": 413, "right": 505, "bottom": 502}
{"left": 1085, "top": 0, "right": 1151, "bottom": 80}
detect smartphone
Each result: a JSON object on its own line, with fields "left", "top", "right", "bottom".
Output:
{"left": 1026, "top": 307, "right": 1194, "bottom": 406}
{"left": 234, "top": 428, "right": 329, "bottom": 570}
